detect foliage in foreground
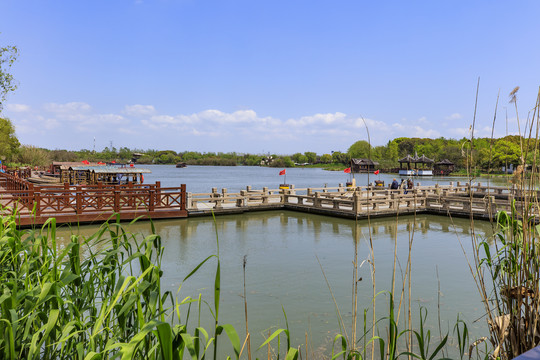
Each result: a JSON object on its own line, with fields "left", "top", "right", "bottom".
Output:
{"left": 0, "top": 210, "right": 493, "bottom": 359}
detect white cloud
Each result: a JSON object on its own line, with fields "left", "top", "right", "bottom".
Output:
{"left": 390, "top": 123, "right": 441, "bottom": 139}
{"left": 44, "top": 102, "right": 91, "bottom": 114}
{"left": 123, "top": 104, "right": 156, "bottom": 117}
{"left": 446, "top": 113, "right": 462, "bottom": 120}
{"left": 5, "top": 101, "right": 469, "bottom": 152}
{"left": 5, "top": 104, "right": 30, "bottom": 112}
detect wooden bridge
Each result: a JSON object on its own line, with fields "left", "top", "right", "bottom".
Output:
{"left": 0, "top": 169, "right": 533, "bottom": 226}
{"left": 0, "top": 172, "right": 187, "bottom": 226}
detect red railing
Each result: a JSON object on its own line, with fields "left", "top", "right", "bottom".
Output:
{"left": 0, "top": 173, "right": 187, "bottom": 225}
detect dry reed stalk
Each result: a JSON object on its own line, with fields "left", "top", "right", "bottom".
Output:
{"left": 243, "top": 254, "right": 252, "bottom": 360}
{"left": 466, "top": 86, "right": 540, "bottom": 359}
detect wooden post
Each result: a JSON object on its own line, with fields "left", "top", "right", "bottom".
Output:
{"left": 33, "top": 190, "right": 41, "bottom": 216}
{"left": 149, "top": 187, "right": 155, "bottom": 212}
{"left": 76, "top": 186, "right": 82, "bottom": 215}
{"left": 128, "top": 181, "right": 134, "bottom": 207}
{"left": 156, "top": 181, "right": 161, "bottom": 207}
{"left": 114, "top": 185, "right": 120, "bottom": 213}
{"left": 181, "top": 184, "right": 186, "bottom": 211}
{"left": 97, "top": 182, "right": 103, "bottom": 209}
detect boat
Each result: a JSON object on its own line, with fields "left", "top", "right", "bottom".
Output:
{"left": 27, "top": 174, "right": 61, "bottom": 185}
{"left": 176, "top": 162, "right": 187, "bottom": 168}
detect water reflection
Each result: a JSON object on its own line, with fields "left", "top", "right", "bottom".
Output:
{"left": 53, "top": 211, "right": 495, "bottom": 356}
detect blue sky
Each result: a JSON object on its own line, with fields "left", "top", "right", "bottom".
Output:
{"left": 2, "top": 0, "right": 540, "bottom": 155}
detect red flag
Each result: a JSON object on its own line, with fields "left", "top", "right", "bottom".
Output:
{"left": 344, "top": 167, "right": 351, "bottom": 173}
{"left": 82, "top": 160, "right": 89, "bottom": 165}
{"left": 279, "top": 169, "right": 286, "bottom": 175}
{"left": 97, "top": 162, "right": 105, "bottom": 165}
{"left": 111, "top": 160, "right": 116, "bottom": 164}
{"left": 374, "top": 170, "right": 380, "bottom": 175}
{"left": 130, "top": 163, "right": 134, "bottom": 167}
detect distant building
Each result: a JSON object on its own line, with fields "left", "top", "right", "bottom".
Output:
{"left": 350, "top": 158, "right": 379, "bottom": 173}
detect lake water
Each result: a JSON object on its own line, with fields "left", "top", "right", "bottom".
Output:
{"left": 55, "top": 165, "right": 502, "bottom": 356}
{"left": 140, "top": 164, "right": 511, "bottom": 193}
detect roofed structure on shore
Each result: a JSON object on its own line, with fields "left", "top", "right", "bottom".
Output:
{"left": 398, "top": 155, "right": 416, "bottom": 170}
{"left": 50, "top": 161, "right": 105, "bottom": 175}
{"left": 398, "top": 154, "right": 434, "bottom": 170}
{"left": 351, "top": 158, "right": 379, "bottom": 173}
{"left": 60, "top": 165, "right": 151, "bottom": 185}
{"left": 434, "top": 159, "right": 455, "bottom": 175}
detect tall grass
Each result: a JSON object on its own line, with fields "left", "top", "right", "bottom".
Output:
{"left": 0, "top": 197, "right": 502, "bottom": 359}
{"left": 470, "top": 87, "right": 540, "bottom": 359}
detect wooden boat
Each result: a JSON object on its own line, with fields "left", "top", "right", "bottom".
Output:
{"left": 176, "top": 162, "right": 187, "bottom": 168}
{"left": 27, "top": 174, "right": 61, "bottom": 185}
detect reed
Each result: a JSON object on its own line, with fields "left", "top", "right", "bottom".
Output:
{"left": 467, "top": 86, "right": 540, "bottom": 359}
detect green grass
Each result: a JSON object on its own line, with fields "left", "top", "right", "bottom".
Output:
{"left": 0, "top": 208, "right": 496, "bottom": 359}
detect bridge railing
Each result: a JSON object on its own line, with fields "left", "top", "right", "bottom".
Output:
{"left": 0, "top": 181, "right": 186, "bottom": 219}
{"left": 185, "top": 182, "right": 531, "bottom": 220}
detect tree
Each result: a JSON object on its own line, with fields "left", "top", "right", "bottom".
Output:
{"left": 304, "top": 152, "right": 317, "bottom": 164}
{"left": 0, "top": 117, "right": 19, "bottom": 161}
{"left": 0, "top": 39, "right": 19, "bottom": 112}
{"left": 14, "top": 145, "right": 50, "bottom": 166}
{"left": 386, "top": 140, "right": 399, "bottom": 161}
{"left": 332, "top": 151, "right": 349, "bottom": 164}
{"left": 320, "top": 154, "right": 332, "bottom": 163}
{"left": 347, "top": 140, "right": 371, "bottom": 158}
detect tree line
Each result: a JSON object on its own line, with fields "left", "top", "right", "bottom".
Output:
{"left": 0, "top": 115, "right": 529, "bottom": 174}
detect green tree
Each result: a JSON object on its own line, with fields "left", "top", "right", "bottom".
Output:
{"left": 14, "top": 145, "right": 50, "bottom": 166}
{"left": 296, "top": 155, "right": 308, "bottom": 164}
{"left": 291, "top": 153, "right": 303, "bottom": 163}
{"left": 304, "top": 151, "right": 317, "bottom": 164}
{"left": 347, "top": 140, "right": 371, "bottom": 158}
{"left": 320, "top": 154, "right": 332, "bottom": 163}
{"left": 492, "top": 140, "right": 521, "bottom": 169}
{"left": 283, "top": 156, "right": 294, "bottom": 167}
{"left": 0, "top": 117, "right": 20, "bottom": 161}
{"left": 332, "top": 151, "right": 349, "bottom": 164}
{"left": 387, "top": 140, "right": 399, "bottom": 161}
{"left": 0, "top": 39, "right": 18, "bottom": 112}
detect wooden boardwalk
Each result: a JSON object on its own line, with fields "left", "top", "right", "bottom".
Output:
{"left": 0, "top": 172, "right": 187, "bottom": 226}
{"left": 0, "top": 169, "right": 533, "bottom": 226}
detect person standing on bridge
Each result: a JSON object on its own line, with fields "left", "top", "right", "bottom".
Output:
{"left": 391, "top": 178, "right": 399, "bottom": 189}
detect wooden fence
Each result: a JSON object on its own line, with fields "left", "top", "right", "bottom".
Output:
{"left": 0, "top": 173, "right": 187, "bottom": 226}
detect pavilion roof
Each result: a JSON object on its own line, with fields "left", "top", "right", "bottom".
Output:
{"left": 414, "top": 154, "right": 434, "bottom": 163}
{"left": 398, "top": 155, "right": 415, "bottom": 163}
{"left": 351, "top": 158, "right": 380, "bottom": 166}
{"left": 435, "top": 158, "right": 454, "bottom": 165}
{"left": 67, "top": 165, "right": 151, "bottom": 174}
